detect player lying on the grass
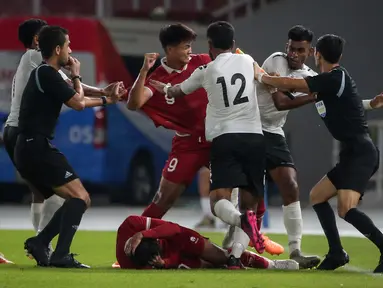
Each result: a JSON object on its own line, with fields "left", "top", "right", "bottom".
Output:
{"left": 116, "top": 215, "right": 298, "bottom": 270}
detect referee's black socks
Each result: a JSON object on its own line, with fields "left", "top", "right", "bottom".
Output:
{"left": 344, "top": 208, "right": 383, "bottom": 254}
{"left": 313, "top": 202, "right": 344, "bottom": 254}
{"left": 54, "top": 198, "right": 87, "bottom": 257}
{"left": 37, "top": 201, "right": 67, "bottom": 246}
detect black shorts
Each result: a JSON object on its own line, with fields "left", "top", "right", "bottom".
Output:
{"left": 263, "top": 131, "right": 295, "bottom": 171}
{"left": 327, "top": 135, "right": 379, "bottom": 195}
{"left": 210, "top": 133, "right": 265, "bottom": 197}
{"left": 3, "top": 125, "right": 19, "bottom": 166}
{"left": 14, "top": 133, "right": 78, "bottom": 199}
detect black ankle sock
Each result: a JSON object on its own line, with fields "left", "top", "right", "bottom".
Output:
{"left": 313, "top": 202, "right": 343, "bottom": 253}
{"left": 37, "top": 202, "right": 66, "bottom": 246}
{"left": 54, "top": 198, "right": 86, "bottom": 257}
{"left": 344, "top": 208, "right": 383, "bottom": 253}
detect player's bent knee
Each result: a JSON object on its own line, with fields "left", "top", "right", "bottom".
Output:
{"left": 154, "top": 178, "right": 185, "bottom": 209}
{"left": 337, "top": 204, "right": 351, "bottom": 219}
{"left": 309, "top": 189, "right": 323, "bottom": 205}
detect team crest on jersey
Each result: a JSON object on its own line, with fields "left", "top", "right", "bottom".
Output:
{"left": 315, "top": 100, "right": 326, "bottom": 117}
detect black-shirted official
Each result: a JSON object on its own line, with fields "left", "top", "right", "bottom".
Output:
{"left": 253, "top": 34, "right": 383, "bottom": 274}
{"left": 15, "top": 26, "right": 91, "bottom": 269}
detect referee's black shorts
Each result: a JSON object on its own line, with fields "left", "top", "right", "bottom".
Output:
{"left": 14, "top": 133, "right": 78, "bottom": 199}
{"left": 209, "top": 133, "right": 265, "bottom": 197}
{"left": 327, "top": 134, "right": 379, "bottom": 195}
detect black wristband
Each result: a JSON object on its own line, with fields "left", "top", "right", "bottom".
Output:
{"left": 72, "top": 75, "right": 82, "bottom": 82}
{"left": 101, "top": 96, "right": 107, "bottom": 106}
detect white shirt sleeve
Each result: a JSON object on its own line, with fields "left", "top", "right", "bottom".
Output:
{"left": 179, "top": 65, "right": 206, "bottom": 94}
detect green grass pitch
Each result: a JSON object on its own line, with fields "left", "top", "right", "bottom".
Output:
{"left": 1, "top": 230, "right": 382, "bottom": 288}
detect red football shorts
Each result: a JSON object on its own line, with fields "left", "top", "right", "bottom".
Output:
{"left": 162, "top": 133, "right": 211, "bottom": 185}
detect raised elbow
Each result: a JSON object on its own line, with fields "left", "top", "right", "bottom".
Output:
{"left": 274, "top": 102, "right": 287, "bottom": 111}
{"left": 126, "top": 100, "right": 139, "bottom": 111}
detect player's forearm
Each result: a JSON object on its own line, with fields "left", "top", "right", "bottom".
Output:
{"left": 82, "top": 83, "right": 105, "bottom": 97}
{"left": 260, "top": 75, "right": 310, "bottom": 93}
{"left": 73, "top": 78, "right": 85, "bottom": 100}
{"left": 84, "top": 96, "right": 112, "bottom": 108}
{"left": 272, "top": 91, "right": 315, "bottom": 111}
{"left": 127, "top": 70, "right": 149, "bottom": 110}
{"left": 141, "top": 223, "right": 181, "bottom": 239}
{"left": 167, "top": 84, "right": 186, "bottom": 98}
{"left": 66, "top": 80, "right": 105, "bottom": 97}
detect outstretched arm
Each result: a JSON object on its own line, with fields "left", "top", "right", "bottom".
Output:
{"left": 364, "top": 93, "right": 383, "bottom": 110}
{"left": 149, "top": 64, "right": 207, "bottom": 98}
{"left": 271, "top": 90, "right": 316, "bottom": 111}
{"left": 254, "top": 61, "right": 310, "bottom": 93}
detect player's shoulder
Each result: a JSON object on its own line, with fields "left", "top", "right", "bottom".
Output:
{"left": 265, "top": 52, "right": 287, "bottom": 63}
{"left": 189, "top": 54, "right": 211, "bottom": 65}
{"left": 19, "top": 49, "right": 41, "bottom": 65}
{"left": 302, "top": 64, "right": 318, "bottom": 76}
{"left": 148, "top": 65, "right": 167, "bottom": 80}
{"left": 271, "top": 52, "right": 287, "bottom": 59}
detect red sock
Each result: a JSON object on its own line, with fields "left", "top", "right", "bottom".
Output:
{"left": 141, "top": 202, "right": 166, "bottom": 219}
{"left": 256, "top": 199, "right": 266, "bottom": 230}
{"left": 241, "top": 250, "right": 269, "bottom": 269}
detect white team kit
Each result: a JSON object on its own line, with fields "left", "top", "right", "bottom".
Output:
{"left": 180, "top": 52, "right": 265, "bottom": 195}
{"left": 257, "top": 52, "right": 317, "bottom": 170}
{"left": 180, "top": 52, "right": 263, "bottom": 141}
{"left": 258, "top": 52, "right": 317, "bottom": 137}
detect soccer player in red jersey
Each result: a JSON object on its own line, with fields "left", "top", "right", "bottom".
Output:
{"left": 127, "top": 24, "right": 211, "bottom": 219}
{"left": 115, "top": 215, "right": 298, "bottom": 270}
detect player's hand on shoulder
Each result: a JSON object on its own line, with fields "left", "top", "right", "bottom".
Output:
{"left": 253, "top": 61, "right": 266, "bottom": 82}
{"left": 370, "top": 93, "right": 383, "bottom": 109}
{"left": 149, "top": 79, "right": 167, "bottom": 94}
{"left": 124, "top": 232, "right": 143, "bottom": 255}
{"left": 142, "top": 53, "right": 159, "bottom": 72}
{"left": 67, "top": 56, "right": 81, "bottom": 77}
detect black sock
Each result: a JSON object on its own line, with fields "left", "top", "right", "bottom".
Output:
{"left": 54, "top": 198, "right": 86, "bottom": 257}
{"left": 344, "top": 208, "right": 383, "bottom": 253}
{"left": 313, "top": 202, "right": 343, "bottom": 254}
{"left": 37, "top": 202, "right": 67, "bottom": 246}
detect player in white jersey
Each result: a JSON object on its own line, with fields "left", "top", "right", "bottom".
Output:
{"left": 253, "top": 26, "right": 321, "bottom": 269}
{"left": 3, "top": 19, "right": 125, "bottom": 255}
{"left": 149, "top": 21, "right": 272, "bottom": 270}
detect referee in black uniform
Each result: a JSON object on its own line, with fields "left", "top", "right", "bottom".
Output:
{"left": 15, "top": 26, "right": 93, "bottom": 268}
{"left": 253, "top": 34, "right": 383, "bottom": 273}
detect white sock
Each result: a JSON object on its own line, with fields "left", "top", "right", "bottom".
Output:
{"left": 214, "top": 199, "right": 241, "bottom": 227}
{"left": 231, "top": 188, "right": 239, "bottom": 209}
{"left": 31, "top": 203, "right": 43, "bottom": 233}
{"left": 282, "top": 201, "right": 303, "bottom": 254}
{"left": 230, "top": 227, "right": 250, "bottom": 258}
{"left": 38, "top": 195, "right": 65, "bottom": 233}
{"left": 200, "top": 197, "right": 214, "bottom": 218}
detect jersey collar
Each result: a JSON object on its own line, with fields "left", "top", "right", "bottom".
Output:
{"left": 161, "top": 57, "right": 189, "bottom": 74}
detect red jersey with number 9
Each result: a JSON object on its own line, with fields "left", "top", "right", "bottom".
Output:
{"left": 141, "top": 54, "right": 211, "bottom": 136}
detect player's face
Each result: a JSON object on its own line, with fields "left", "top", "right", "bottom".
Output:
{"left": 168, "top": 41, "right": 192, "bottom": 65}
{"left": 58, "top": 35, "right": 72, "bottom": 67}
{"left": 286, "top": 40, "right": 312, "bottom": 70}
